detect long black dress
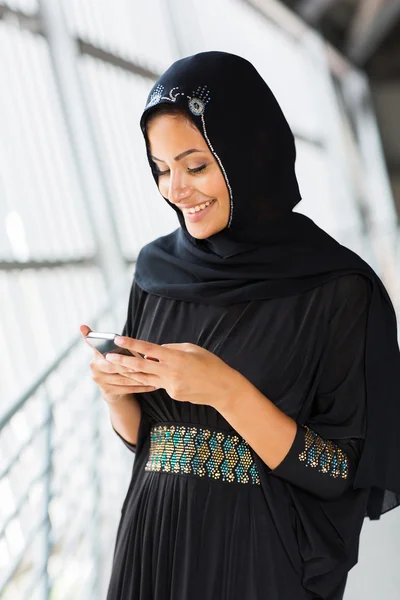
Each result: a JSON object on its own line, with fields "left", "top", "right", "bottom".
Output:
{"left": 106, "top": 272, "right": 371, "bottom": 600}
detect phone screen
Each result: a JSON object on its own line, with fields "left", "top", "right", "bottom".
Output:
{"left": 85, "top": 332, "right": 145, "bottom": 358}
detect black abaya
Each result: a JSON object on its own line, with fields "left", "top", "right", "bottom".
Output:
{"left": 106, "top": 271, "right": 370, "bottom": 600}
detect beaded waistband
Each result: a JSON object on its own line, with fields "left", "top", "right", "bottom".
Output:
{"left": 145, "top": 423, "right": 260, "bottom": 486}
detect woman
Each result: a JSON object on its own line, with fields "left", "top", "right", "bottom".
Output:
{"left": 81, "top": 51, "right": 400, "bottom": 599}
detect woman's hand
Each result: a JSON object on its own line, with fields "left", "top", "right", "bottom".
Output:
{"left": 80, "top": 325, "right": 157, "bottom": 400}
{"left": 104, "top": 335, "right": 243, "bottom": 409}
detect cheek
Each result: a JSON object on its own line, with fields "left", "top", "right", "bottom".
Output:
{"left": 158, "top": 179, "right": 169, "bottom": 197}
{"left": 212, "top": 176, "right": 230, "bottom": 212}
{"left": 202, "top": 172, "right": 228, "bottom": 200}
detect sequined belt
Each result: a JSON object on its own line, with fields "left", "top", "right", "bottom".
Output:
{"left": 144, "top": 422, "right": 260, "bottom": 486}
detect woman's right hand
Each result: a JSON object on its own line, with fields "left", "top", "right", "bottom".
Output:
{"left": 80, "top": 324, "right": 156, "bottom": 401}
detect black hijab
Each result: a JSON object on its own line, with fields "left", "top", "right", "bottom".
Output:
{"left": 135, "top": 50, "right": 400, "bottom": 520}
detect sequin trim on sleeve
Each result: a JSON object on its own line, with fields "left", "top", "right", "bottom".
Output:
{"left": 298, "top": 425, "right": 349, "bottom": 479}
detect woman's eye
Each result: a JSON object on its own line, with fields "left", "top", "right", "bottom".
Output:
{"left": 188, "top": 164, "right": 207, "bottom": 174}
{"left": 156, "top": 164, "right": 208, "bottom": 176}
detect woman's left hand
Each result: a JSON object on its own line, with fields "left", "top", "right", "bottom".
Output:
{"left": 105, "top": 336, "right": 243, "bottom": 409}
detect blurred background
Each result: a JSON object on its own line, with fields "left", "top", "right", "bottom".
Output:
{"left": 0, "top": 0, "right": 399, "bottom": 598}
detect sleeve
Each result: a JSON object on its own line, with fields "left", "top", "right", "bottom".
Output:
{"left": 111, "top": 276, "right": 138, "bottom": 453}
{"left": 120, "top": 277, "right": 135, "bottom": 339}
{"left": 269, "top": 274, "right": 369, "bottom": 500}
{"left": 112, "top": 423, "right": 137, "bottom": 453}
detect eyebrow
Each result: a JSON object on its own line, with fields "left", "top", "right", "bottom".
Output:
{"left": 151, "top": 149, "right": 206, "bottom": 163}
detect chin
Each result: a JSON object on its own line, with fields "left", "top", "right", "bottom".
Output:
{"left": 188, "top": 229, "right": 211, "bottom": 240}
{"left": 188, "top": 224, "right": 225, "bottom": 239}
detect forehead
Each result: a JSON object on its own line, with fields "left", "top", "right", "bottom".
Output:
{"left": 147, "top": 114, "right": 208, "bottom": 152}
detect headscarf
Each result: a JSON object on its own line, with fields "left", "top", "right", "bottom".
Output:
{"left": 135, "top": 50, "right": 400, "bottom": 520}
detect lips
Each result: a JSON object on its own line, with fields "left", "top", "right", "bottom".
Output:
{"left": 182, "top": 199, "right": 215, "bottom": 213}
{"left": 183, "top": 198, "right": 216, "bottom": 221}
{"left": 181, "top": 201, "right": 210, "bottom": 212}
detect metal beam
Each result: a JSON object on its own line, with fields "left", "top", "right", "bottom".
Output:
{"left": 0, "top": 257, "right": 137, "bottom": 271}
{"left": 296, "top": 0, "right": 336, "bottom": 24}
{"left": 77, "top": 40, "right": 159, "bottom": 79}
{"left": 0, "top": 4, "right": 159, "bottom": 80}
{"left": 0, "top": 257, "right": 95, "bottom": 271}
{"left": 39, "top": 0, "right": 128, "bottom": 291}
{"left": 345, "top": 0, "right": 400, "bottom": 65}
{"left": 0, "top": 4, "right": 42, "bottom": 32}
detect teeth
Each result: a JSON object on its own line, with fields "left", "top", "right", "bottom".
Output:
{"left": 185, "top": 200, "right": 213, "bottom": 214}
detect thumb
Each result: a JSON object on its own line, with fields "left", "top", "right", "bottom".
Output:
{"left": 80, "top": 324, "right": 92, "bottom": 338}
{"left": 80, "top": 325, "right": 104, "bottom": 358}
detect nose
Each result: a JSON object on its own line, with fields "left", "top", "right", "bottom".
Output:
{"left": 168, "top": 171, "right": 192, "bottom": 205}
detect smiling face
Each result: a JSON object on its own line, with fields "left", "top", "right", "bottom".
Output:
{"left": 146, "top": 114, "right": 231, "bottom": 239}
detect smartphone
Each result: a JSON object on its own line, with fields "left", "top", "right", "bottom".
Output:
{"left": 85, "top": 332, "right": 145, "bottom": 359}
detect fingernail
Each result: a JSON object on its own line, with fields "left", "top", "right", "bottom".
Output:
{"left": 115, "top": 337, "right": 124, "bottom": 344}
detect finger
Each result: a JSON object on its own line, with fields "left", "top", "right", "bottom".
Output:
{"left": 160, "top": 343, "right": 191, "bottom": 350}
{"left": 108, "top": 362, "right": 147, "bottom": 377}
{"left": 80, "top": 324, "right": 91, "bottom": 338}
{"left": 91, "top": 356, "right": 133, "bottom": 374}
{"left": 110, "top": 361, "right": 138, "bottom": 374}
{"left": 91, "top": 359, "right": 155, "bottom": 388}
{"left": 92, "top": 366, "right": 153, "bottom": 388}
{"left": 81, "top": 325, "right": 98, "bottom": 351}
{"left": 110, "top": 370, "right": 160, "bottom": 389}
{"left": 111, "top": 373, "right": 153, "bottom": 386}
{"left": 121, "top": 371, "right": 155, "bottom": 387}
{"left": 102, "top": 384, "right": 157, "bottom": 395}
{"left": 104, "top": 367, "right": 157, "bottom": 388}
{"left": 105, "top": 352, "right": 164, "bottom": 376}
{"left": 114, "top": 336, "right": 175, "bottom": 363}
{"left": 121, "top": 370, "right": 161, "bottom": 386}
